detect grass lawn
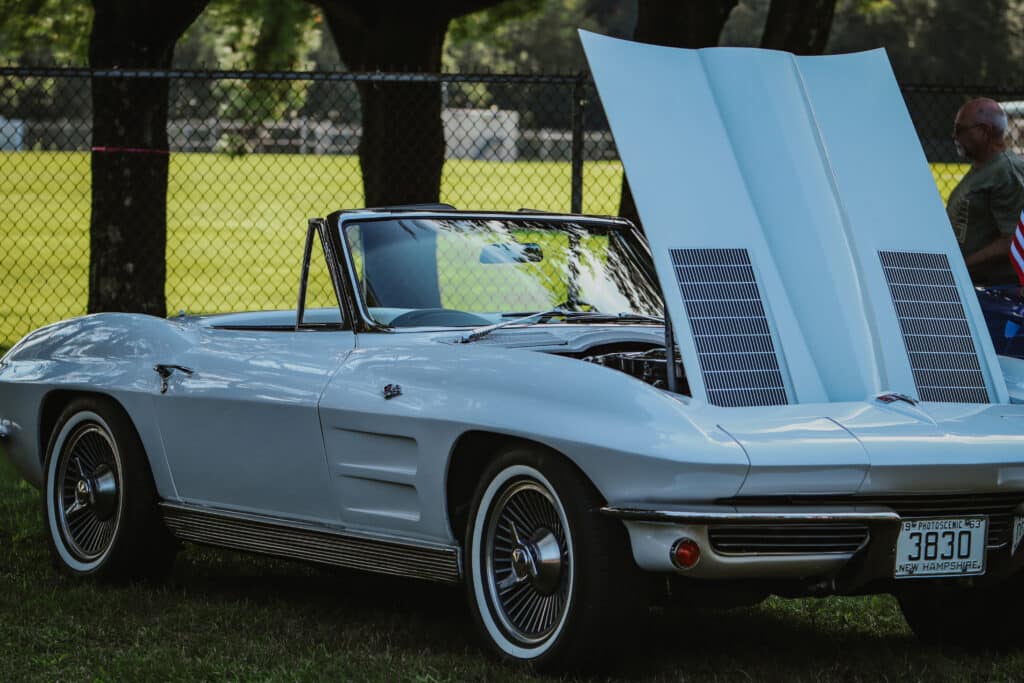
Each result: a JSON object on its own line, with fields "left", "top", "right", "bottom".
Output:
{"left": 0, "top": 152, "right": 970, "bottom": 348}
{"left": 2, "top": 452, "right": 1023, "bottom": 681}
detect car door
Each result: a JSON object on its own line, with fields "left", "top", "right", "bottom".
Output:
{"left": 152, "top": 218, "right": 356, "bottom": 524}
{"left": 152, "top": 327, "right": 354, "bottom": 524}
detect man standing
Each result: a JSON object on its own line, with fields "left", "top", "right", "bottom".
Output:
{"left": 947, "top": 98, "right": 1024, "bottom": 284}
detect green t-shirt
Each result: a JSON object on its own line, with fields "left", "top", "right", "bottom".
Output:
{"left": 946, "top": 150, "right": 1024, "bottom": 284}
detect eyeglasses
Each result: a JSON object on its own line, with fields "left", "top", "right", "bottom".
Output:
{"left": 954, "top": 123, "right": 985, "bottom": 136}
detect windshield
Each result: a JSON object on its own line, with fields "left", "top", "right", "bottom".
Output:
{"left": 340, "top": 216, "right": 663, "bottom": 328}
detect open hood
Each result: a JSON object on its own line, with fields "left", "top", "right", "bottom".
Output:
{"left": 581, "top": 31, "right": 1007, "bottom": 407}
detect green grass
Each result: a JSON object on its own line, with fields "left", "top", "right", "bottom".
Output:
{"left": 0, "top": 152, "right": 969, "bottom": 348}
{"left": 2, "top": 453, "right": 1024, "bottom": 681}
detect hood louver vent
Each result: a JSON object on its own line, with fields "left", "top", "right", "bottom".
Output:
{"left": 879, "top": 250, "right": 989, "bottom": 403}
{"left": 671, "top": 248, "right": 788, "bottom": 407}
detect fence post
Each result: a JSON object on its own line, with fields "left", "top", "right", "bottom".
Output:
{"left": 570, "top": 76, "right": 585, "bottom": 214}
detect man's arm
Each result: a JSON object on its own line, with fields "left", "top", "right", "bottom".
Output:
{"left": 967, "top": 157, "right": 1024, "bottom": 278}
{"left": 965, "top": 233, "right": 1014, "bottom": 277}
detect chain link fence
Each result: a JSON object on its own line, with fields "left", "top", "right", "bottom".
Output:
{"left": 2, "top": 68, "right": 1023, "bottom": 347}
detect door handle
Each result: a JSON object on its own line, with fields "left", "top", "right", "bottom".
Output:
{"left": 876, "top": 392, "right": 918, "bottom": 406}
{"left": 154, "top": 364, "right": 194, "bottom": 394}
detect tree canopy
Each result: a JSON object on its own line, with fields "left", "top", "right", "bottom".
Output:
{"left": 0, "top": 0, "right": 91, "bottom": 64}
{"left": 4, "top": 0, "right": 1024, "bottom": 85}
{"left": 830, "top": 0, "right": 1024, "bottom": 83}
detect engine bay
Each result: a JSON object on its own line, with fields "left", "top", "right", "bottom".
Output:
{"left": 561, "top": 343, "right": 689, "bottom": 394}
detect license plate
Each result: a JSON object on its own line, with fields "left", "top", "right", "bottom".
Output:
{"left": 894, "top": 517, "right": 987, "bottom": 578}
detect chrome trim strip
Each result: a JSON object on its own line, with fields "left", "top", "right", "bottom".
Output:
{"left": 318, "top": 216, "right": 360, "bottom": 331}
{"left": 601, "top": 505, "right": 901, "bottom": 523}
{"left": 160, "top": 503, "right": 461, "bottom": 584}
{"left": 720, "top": 494, "right": 1024, "bottom": 550}
{"left": 295, "top": 218, "right": 318, "bottom": 329}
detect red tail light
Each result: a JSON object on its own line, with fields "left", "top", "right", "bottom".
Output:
{"left": 671, "top": 538, "right": 700, "bottom": 569}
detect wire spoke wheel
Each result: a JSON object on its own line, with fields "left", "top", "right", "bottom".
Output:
{"left": 53, "top": 422, "right": 123, "bottom": 563}
{"left": 468, "top": 450, "right": 638, "bottom": 671}
{"left": 484, "top": 477, "right": 571, "bottom": 646}
{"left": 44, "top": 398, "right": 177, "bottom": 581}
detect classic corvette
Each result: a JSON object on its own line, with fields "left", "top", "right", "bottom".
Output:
{"left": 5, "top": 34, "right": 1024, "bottom": 671}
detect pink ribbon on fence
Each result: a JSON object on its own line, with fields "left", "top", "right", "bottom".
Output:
{"left": 91, "top": 146, "right": 170, "bottom": 155}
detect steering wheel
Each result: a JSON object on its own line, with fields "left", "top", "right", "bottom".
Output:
{"left": 388, "top": 308, "right": 491, "bottom": 328}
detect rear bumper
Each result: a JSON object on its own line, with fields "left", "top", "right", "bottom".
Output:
{"left": 605, "top": 502, "right": 1024, "bottom": 590}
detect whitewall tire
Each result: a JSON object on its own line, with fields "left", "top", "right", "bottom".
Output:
{"left": 42, "top": 396, "right": 175, "bottom": 581}
{"left": 464, "top": 446, "right": 641, "bottom": 672}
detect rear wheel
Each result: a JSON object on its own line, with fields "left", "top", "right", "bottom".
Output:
{"left": 464, "top": 446, "right": 641, "bottom": 672}
{"left": 43, "top": 396, "right": 176, "bottom": 581}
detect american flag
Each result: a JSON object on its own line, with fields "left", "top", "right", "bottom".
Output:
{"left": 1013, "top": 208, "right": 1024, "bottom": 285}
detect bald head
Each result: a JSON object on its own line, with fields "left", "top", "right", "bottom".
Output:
{"left": 955, "top": 98, "right": 1009, "bottom": 164}
{"left": 960, "top": 98, "right": 1008, "bottom": 138}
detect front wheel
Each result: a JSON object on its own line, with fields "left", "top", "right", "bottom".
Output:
{"left": 464, "top": 446, "right": 640, "bottom": 672}
{"left": 42, "top": 396, "right": 176, "bottom": 581}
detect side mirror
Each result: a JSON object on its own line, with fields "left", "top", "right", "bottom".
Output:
{"left": 479, "top": 242, "right": 544, "bottom": 264}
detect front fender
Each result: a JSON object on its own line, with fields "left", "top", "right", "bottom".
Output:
{"left": 0, "top": 313, "right": 195, "bottom": 495}
{"left": 318, "top": 343, "right": 749, "bottom": 542}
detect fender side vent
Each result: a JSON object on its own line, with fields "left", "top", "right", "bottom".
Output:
{"left": 879, "top": 251, "right": 989, "bottom": 403}
{"left": 670, "top": 248, "right": 788, "bottom": 407}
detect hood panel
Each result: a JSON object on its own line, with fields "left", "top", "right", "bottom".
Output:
{"left": 718, "top": 415, "right": 868, "bottom": 495}
{"left": 708, "top": 402, "right": 1024, "bottom": 496}
{"left": 580, "top": 32, "right": 1006, "bottom": 406}
{"left": 837, "top": 404, "right": 1024, "bottom": 493}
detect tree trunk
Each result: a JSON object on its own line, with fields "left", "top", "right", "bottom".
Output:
{"left": 322, "top": 7, "right": 449, "bottom": 206}
{"left": 87, "top": 1, "right": 207, "bottom": 317}
{"left": 619, "top": 0, "right": 739, "bottom": 227}
{"left": 318, "top": 2, "right": 508, "bottom": 207}
{"left": 760, "top": 0, "right": 837, "bottom": 55}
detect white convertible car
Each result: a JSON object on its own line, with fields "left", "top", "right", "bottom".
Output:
{"left": 4, "top": 34, "right": 1024, "bottom": 671}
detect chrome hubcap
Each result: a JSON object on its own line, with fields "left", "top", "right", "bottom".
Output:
{"left": 509, "top": 528, "right": 562, "bottom": 594}
{"left": 484, "top": 479, "right": 570, "bottom": 645}
{"left": 55, "top": 424, "right": 122, "bottom": 562}
{"left": 75, "top": 479, "right": 91, "bottom": 504}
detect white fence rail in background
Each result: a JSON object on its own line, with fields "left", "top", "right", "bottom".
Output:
{"left": 2, "top": 112, "right": 617, "bottom": 161}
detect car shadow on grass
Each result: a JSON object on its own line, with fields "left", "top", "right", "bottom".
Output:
{"left": 165, "top": 546, "right": 477, "bottom": 648}
{"left": 170, "top": 545, "right": 468, "bottom": 616}
{"left": 614, "top": 599, "right": 1023, "bottom": 682}
{"left": 156, "top": 545, "right": 1024, "bottom": 682}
